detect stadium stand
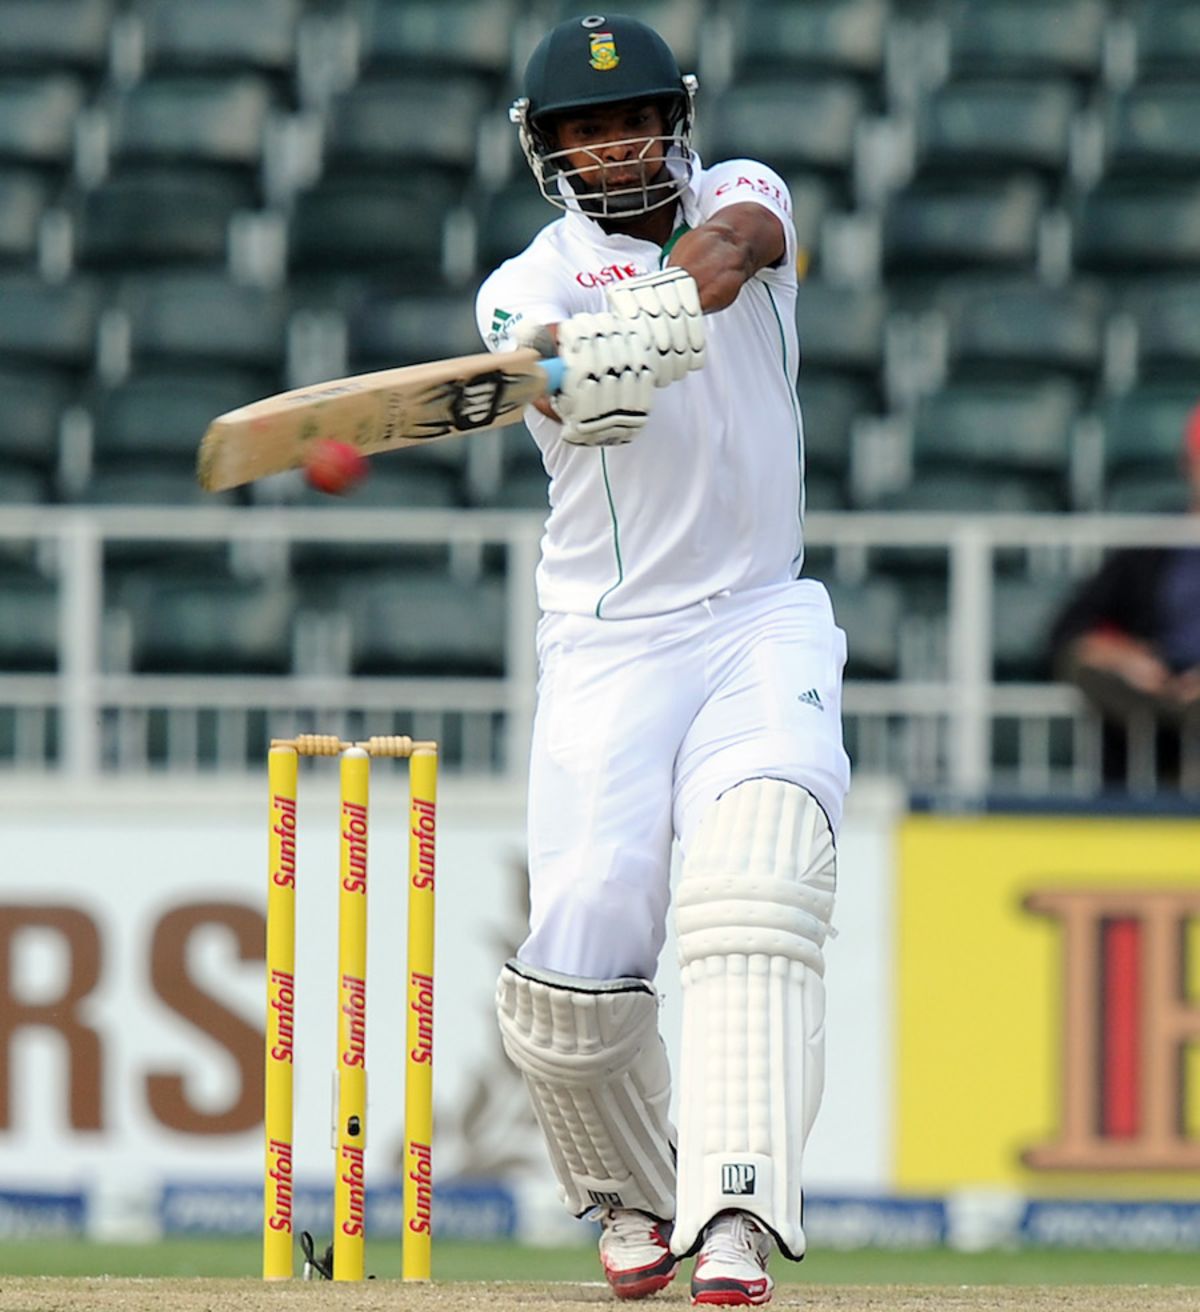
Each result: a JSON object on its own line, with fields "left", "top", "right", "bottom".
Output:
{"left": 1, "top": 0, "right": 1200, "bottom": 787}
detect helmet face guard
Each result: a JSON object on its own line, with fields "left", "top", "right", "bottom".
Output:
{"left": 511, "top": 75, "right": 698, "bottom": 218}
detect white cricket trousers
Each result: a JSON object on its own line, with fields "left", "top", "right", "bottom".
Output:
{"left": 521, "top": 578, "right": 851, "bottom": 981}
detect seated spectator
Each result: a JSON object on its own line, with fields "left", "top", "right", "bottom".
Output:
{"left": 1049, "top": 403, "right": 1200, "bottom": 789}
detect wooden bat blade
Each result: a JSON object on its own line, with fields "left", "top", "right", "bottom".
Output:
{"left": 196, "top": 348, "right": 559, "bottom": 492}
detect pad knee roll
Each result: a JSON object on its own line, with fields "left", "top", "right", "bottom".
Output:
{"left": 672, "top": 780, "right": 837, "bottom": 1260}
{"left": 495, "top": 960, "right": 677, "bottom": 1219}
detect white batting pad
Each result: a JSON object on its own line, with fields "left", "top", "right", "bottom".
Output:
{"left": 671, "top": 780, "right": 837, "bottom": 1260}
{"left": 495, "top": 961, "right": 677, "bottom": 1219}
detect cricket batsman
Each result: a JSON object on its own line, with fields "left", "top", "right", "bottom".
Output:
{"left": 477, "top": 14, "right": 851, "bottom": 1305}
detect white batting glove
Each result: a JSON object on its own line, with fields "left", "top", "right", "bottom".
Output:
{"left": 554, "top": 311, "right": 656, "bottom": 446}
{"left": 606, "top": 266, "right": 705, "bottom": 386}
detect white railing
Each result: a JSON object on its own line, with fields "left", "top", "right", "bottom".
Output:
{"left": 0, "top": 506, "right": 1197, "bottom": 797}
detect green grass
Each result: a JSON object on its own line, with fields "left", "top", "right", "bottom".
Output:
{"left": 0, "top": 1239, "right": 1195, "bottom": 1285}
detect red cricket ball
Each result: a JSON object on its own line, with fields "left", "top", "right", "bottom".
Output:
{"left": 303, "top": 438, "right": 368, "bottom": 495}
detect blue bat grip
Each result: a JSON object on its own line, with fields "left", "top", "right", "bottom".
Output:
{"left": 538, "top": 357, "right": 566, "bottom": 394}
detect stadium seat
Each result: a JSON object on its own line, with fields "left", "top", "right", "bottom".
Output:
{"left": 79, "top": 467, "right": 223, "bottom": 507}
{"left": 1073, "top": 180, "right": 1200, "bottom": 275}
{"left": 909, "top": 378, "right": 1080, "bottom": 508}
{"left": 913, "top": 79, "right": 1078, "bottom": 179}
{"left": 0, "top": 466, "right": 49, "bottom": 506}
{"left": 799, "top": 373, "right": 877, "bottom": 492}
{"left": 474, "top": 182, "right": 559, "bottom": 270}
{"left": 991, "top": 575, "right": 1072, "bottom": 681}
{"left": 118, "top": 574, "right": 298, "bottom": 674}
{"left": 0, "top": 0, "right": 114, "bottom": 75}
{"left": 86, "top": 368, "right": 272, "bottom": 482}
{"left": 0, "top": 274, "right": 101, "bottom": 373}
{"left": 1101, "top": 83, "right": 1200, "bottom": 180}
{"left": 482, "top": 464, "right": 551, "bottom": 510}
{"left": 0, "top": 570, "right": 60, "bottom": 671}
{"left": 945, "top": 0, "right": 1106, "bottom": 82}
{"left": 882, "top": 176, "right": 1044, "bottom": 276}
{"left": 0, "top": 76, "right": 87, "bottom": 172}
{"left": 935, "top": 276, "right": 1106, "bottom": 383}
{"left": 133, "top": 0, "right": 300, "bottom": 79}
{"left": 355, "top": 0, "right": 520, "bottom": 83}
{"left": 323, "top": 75, "right": 489, "bottom": 182}
{"left": 781, "top": 175, "right": 833, "bottom": 273}
{"left": 1123, "top": 279, "right": 1200, "bottom": 382}
{"left": 292, "top": 459, "right": 462, "bottom": 511}
{"left": 0, "top": 368, "right": 72, "bottom": 478}
{"left": 345, "top": 289, "right": 482, "bottom": 372}
{"left": 115, "top": 272, "right": 290, "bottom": 371}
{"left": 71, "top": 167, "right": 256, "bottom": 270}
{"left": 871, "top": 470, "right": 1063, "bottom": 515}
{"left": 288, "top": 174, "right": 455, "bottom": 281}
{"left": 103, "top": 76, "right": 279, "bottom": 175}
{"left": 731, "top": 0, "right": 887, "bottom": 85}
{"left": 796, "top": 280, "right": 887, "bottom": 378}
{"left": 0, "top": 170, "right": 49, "bottom": 266}
{"left": 1133, "top": 0, "right": 1200, "bottom": 83}
{"left": 704, "top": 78, "right": 865, "bottom": 184}
{"left": 824, "top": 577, "right": 904, "bottom": 678}
{"left": 1100, "top": 383, "right": 1197, "bottom": 509}
{"left": 343, "top": 572, "right": 507, "bottom": 676}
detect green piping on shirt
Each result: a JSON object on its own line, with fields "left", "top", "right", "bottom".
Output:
{"left": 659, "top": 222, "right": 691, "bottom": 267}
{"left": 764, "top": 283, "right": 806, "bottom": 573}
{"left": 594, "top": 448, "right": 625, "bottom": 617}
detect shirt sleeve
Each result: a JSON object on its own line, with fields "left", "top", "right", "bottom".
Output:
{"left": 475, "top": 256, "right": 574, "bottom": 354}
{"left": 695, "top": 159, "right": 797, "bottom": 279}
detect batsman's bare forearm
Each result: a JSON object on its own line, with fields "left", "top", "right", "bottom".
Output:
{"left": 666, "top": 203, "right": 787, "bottom": 312}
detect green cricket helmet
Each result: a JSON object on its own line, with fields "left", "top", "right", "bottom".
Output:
{"left": 510, "top": 14, "right": 699, "bottom": 217}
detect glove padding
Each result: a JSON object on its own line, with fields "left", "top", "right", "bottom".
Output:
{"left": 554, "top": 311, "right": 657, "bottom": 446}
{"left": 606, "top": 266, "right": 705, "bottom": 386}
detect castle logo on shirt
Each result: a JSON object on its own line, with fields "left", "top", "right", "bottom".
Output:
{"left": 588, "top": 32, "right": 619, "bottom": 70}
{"left": 575, "top": 262, "right": 643, "bottom": 289}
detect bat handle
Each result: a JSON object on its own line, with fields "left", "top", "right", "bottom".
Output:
{"left": 538, "top": 357, "right": 566, "bottom": 394}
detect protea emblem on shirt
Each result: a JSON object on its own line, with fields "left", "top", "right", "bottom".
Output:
{"left": 588, "top": 32, "right": 619, "bottom": 70}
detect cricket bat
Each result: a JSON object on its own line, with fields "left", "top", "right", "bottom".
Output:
{"left": 196, "top": 349, "right": 565, "bottom": 492}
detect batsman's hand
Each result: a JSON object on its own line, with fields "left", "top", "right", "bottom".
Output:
{"left": 606, "top": 266, "right": 705, "bottom": 386}
{"left": 554, "top": 311, "right": 656, "bottom": 446}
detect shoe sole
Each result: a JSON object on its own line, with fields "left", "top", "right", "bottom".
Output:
{"left": 605, "top": 1259, "right": 680, "bottom": 1300}
{"left": 691, "top": 1277, "right": 772, "bottom": 1306}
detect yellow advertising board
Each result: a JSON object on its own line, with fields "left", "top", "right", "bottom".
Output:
{"left": 897, "top": 813, "right": 1200, "bottom": 1195}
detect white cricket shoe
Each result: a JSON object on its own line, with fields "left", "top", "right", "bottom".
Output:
{"left": 597, "top": 1207, "right": 680, "bottom": 1299}
{"left": 690, "top": 1211, "right": 774, "bottom": 1306}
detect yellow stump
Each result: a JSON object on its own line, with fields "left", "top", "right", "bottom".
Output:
{"left": 333, "top": 747, "right": 370, "bottom": 1281}
{"left": 264, "top": 745, "right": 298, "bottom": 1280}
{"left": 403, "top": 746, "right": 438, "bottom": 1281}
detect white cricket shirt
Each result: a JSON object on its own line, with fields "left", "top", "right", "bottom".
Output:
{"left": 475, "top": 155, "right": 804, "bottom": 620}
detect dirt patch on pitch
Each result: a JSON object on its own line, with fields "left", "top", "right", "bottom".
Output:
{"left": 0, "top": 1281, "right": 1197, "bottom": 1312}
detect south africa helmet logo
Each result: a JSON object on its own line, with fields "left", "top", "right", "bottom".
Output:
{"left": 589, "top": 31, "right": 619, "bottom": 70}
